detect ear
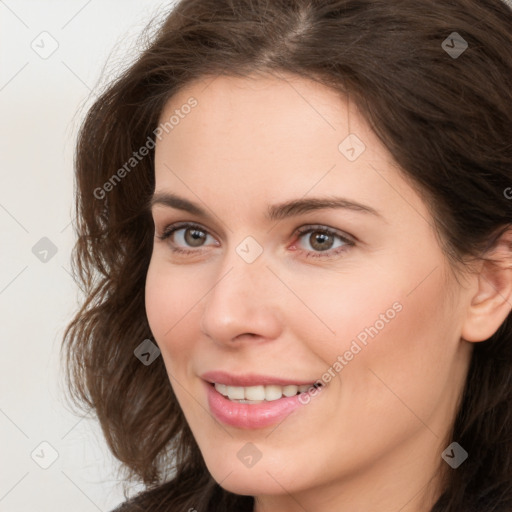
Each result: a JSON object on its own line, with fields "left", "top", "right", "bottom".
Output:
{"left": 461, "top": 226, "right": 512, "bottom": 343}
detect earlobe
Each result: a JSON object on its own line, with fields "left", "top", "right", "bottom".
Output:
{"left": 461, "top": 227, "right": 512, "bottom": 343}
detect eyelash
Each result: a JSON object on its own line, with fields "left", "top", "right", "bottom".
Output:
{"left": 156, "top": 221, "right": 355, "bottom": 259}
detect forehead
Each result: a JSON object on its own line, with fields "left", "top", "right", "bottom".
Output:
{"left": 152, "top": 73, "right": 430, "bottom": 228}
{"left": 157, "top": 73, "right": 349, "bottom": 159}
{"left": 160, "top": 72, "right": 346, "bottom": 124}
{"left": 156, "top": 74, "right": 367, "bottom": 177}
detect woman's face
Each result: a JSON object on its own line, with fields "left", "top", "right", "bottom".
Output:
{"left": 145, "top": 73, "right": 474, "bottom": 510}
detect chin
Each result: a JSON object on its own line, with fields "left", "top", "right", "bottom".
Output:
{"left": 203, "top": 453, "right": 308, "bottom": 497}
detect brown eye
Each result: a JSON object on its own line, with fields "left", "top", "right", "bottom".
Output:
{"left": 294, "top": 225, "right": 355, "bottom": 259}
{"left": 158, "top": 223, "right": 218, "bottom": 252}
{"left": 307, "top": 231, "right": 335, "bottom": 251}
{"left": 183, "top": 227, "right": 207, "bottom": 247}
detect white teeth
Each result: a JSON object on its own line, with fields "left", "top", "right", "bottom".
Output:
{"left": 265, "top": 385, "right": 284, "bottom": 401}
{"left": 226, "top": 386, "right": 245, "bottom": 400}
{"left": 215, "top": 383, "right": 228, "bottom": 396}
{"left": 214, "top": 382, "right": 319, "bottom": 402}
{"left": 245, "top": 385, "right": 265, "bottom": 401}
{"left": 282, "top": 385, "right": 299, "bottom": 397}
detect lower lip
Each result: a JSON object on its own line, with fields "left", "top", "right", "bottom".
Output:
{"left": 204, "top": 380, "right": 322, "bottom": 429}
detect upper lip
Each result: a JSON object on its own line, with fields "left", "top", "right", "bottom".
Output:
{"left": 201, "top": 370, "right": 320, "bottom": 387}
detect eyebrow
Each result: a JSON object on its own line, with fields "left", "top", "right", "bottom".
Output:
{"left": 149, "top": 192, "right": 382, "bottom": 221}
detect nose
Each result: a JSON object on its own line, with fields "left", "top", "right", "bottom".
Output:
{"left": 199, "top": 248, "right": 283, "bottom": 346}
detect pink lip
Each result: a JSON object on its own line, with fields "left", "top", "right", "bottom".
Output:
{"left": 200, "top": 370, "right": 319, "bottom": 387}
{"left": 203, "top": 380, "right": 324, "bottom": 429}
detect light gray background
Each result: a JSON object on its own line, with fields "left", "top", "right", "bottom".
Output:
{"left": 0, "top": 1, "right": 173, "bottom": 510}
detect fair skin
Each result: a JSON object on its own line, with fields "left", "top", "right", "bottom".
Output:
{"left": 145, "top": 72, "right": 512, "bottom": 512}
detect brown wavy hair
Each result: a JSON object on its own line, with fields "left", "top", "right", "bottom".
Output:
{"left": 61, "top": 0, "right": 512, "bottom": 510}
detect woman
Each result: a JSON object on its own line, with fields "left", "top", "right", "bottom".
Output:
{"left": 61, "top": 0, "right": 512, "bottom": 510}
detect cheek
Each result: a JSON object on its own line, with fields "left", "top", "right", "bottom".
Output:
{"left": 144, "top": 260, "right": 207, "bottom": 420}
{"left": 144, "top": 259, "right": 199, "bottom": 358}
{"left": 282, "top": 264, "right": 406, "bottom": 366}
{"left": 300, "top": 256, "right": 456, "bottom": 406}
{"left": 145, "top": 255, "right": 204, "bottom": 329}
{"left": 331, "top": 267, "right": 456, "bottom": 431}
{"left": 145, "top": 260, "right": 171, "bottom": 340}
